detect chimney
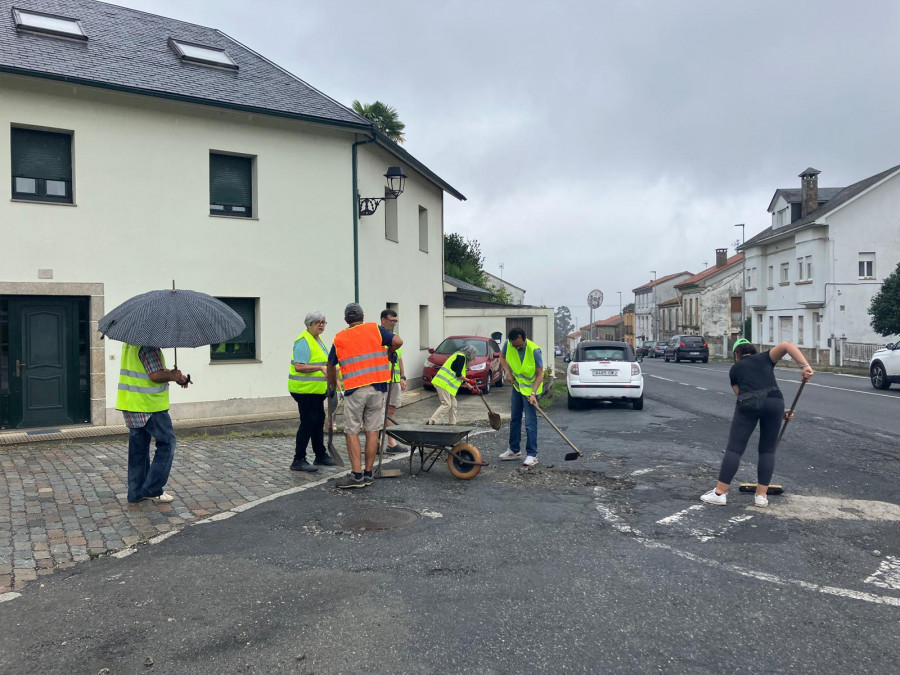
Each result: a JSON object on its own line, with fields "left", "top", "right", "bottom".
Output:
{"left": 800, "top": 167, "right": 821, "bottom": 218}
{"left": 715, "top": 248, "right": 728, "bottom": 268}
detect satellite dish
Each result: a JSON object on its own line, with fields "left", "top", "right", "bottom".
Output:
{"left": 587, "top": 289, "right": 604, "bottom": 309}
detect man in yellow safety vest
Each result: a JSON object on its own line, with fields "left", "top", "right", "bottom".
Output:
{"left": 498, "top": 327, "right": 544, "bottom": 467}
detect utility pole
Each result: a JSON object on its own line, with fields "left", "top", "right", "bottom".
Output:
{"left": 617, "top": 291, "right": 623, "bottom": 341}
{"left": 650, "top": 270, "right": 657, "bottom": 341}
{"left": 735, "top": 224, "right": 746, "bottom": 341}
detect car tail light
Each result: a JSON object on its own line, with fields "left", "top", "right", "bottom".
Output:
{"left": 680, "top": 342, "right": 685, "bottom": 347}
{"left": 702, "top": 343, "right": 707, "bottom": 348}
{"left": 570, "top": 363, "right": 579, "bottom": 375}
{"left": 631, "top": 364, "right": 640, "bottom": 375}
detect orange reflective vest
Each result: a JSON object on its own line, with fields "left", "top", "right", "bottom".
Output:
{"left": 333, "top": 323, "right": 391, "bottom": 391}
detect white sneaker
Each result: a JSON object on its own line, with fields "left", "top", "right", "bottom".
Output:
{"left": 523, "top": 455, "right": 538, "bottom": 467}
{"left": 754, "top": 495, "right": 768, "bottom": 508}
{"left": 499, "top": 450, "right": 522, "bottom": 461}
{"left": 700, "top": 489, "right": 726, "bottom": 505}
{"left": 142, "top": 492, "right": 175, "bottom": 504}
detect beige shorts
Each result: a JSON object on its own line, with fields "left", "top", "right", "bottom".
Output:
{"left": 388, "top": 382, "right": 402, "bottom": 408}
{"left": 343, "top": 385, "right": 386, "bottom": 434}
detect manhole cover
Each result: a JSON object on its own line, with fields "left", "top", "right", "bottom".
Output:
{"left": 339, "top": 507, "right": 422, "bottom": 532}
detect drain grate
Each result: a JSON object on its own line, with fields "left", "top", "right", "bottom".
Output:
{"left": 339, "top": 507, "right": 421, "bottom": 532}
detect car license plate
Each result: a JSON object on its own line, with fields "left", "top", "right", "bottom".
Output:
{"left": 689, "top": 352, "right": 699, "bottom": 355}
{"left": 593, "top": 369, "right": 617, "bottom": 376}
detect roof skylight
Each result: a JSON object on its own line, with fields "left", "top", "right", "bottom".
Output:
{"left": 12, "top": 7, "right": 87, "bottom": 40}
{"left": 169, "top": 39, "right": 238, "bottom": 70}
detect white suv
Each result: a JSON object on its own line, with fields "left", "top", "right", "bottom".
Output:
{"left": 870, "top": 341, "right": 900, "bottom": 390}
{"left": 565, "top": 340, "right": 644, "bottom": 410}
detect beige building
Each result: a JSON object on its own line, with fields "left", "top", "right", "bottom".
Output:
{"left": 0, "top": 0, "right": 463, "bottom": 431}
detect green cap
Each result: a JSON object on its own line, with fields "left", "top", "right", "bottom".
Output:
{"left": 732, "top": 338, "right": 751, "bottom": 352}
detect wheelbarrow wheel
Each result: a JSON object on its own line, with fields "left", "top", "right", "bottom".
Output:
{"left": 447, "top": 442, "right": 482, "bottom": 480}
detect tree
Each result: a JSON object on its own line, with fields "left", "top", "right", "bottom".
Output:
{"left": 555, "top": 306, "right": 574, "bottom": 344}
{"left": 869, "top": 261, "right": 900, "bottom": 336}
{"left": 352, "top": 100, "right": 406, "bottom": 143}
{"left": 622, "top": 302, "right": 635, "bottom": 313}
{"left": 444, "top": 233, "right": 486, "bottom": 287}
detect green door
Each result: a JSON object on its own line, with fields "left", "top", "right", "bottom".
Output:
{"left": 5, "top": 296, "right": 89, "bottom": 429}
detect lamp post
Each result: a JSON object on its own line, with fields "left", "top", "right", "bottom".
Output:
{"left": 650, "top": 271, "right": 657, "bottom": 341}
{"left": 617, "top": 291, "right": 623, "bottom": 341}
{"left": 735, "top": 223, "right": 746, "bottom": 341}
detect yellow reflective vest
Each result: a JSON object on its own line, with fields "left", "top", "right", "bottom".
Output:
{"left": 505, "top": 339, "right": 544, "bottom": 396}
{"left": 288, "top": 330, "right": 328, "bottom": 395}
{"left": 116, "top": 344, "right": 169, "bottom": 413}
{"left": 433, "top": 351, "right": 467, "bottom": 396}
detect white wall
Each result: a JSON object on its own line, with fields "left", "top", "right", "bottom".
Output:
{"left": 1, "top": 74, "right": 449, "bottom": 422}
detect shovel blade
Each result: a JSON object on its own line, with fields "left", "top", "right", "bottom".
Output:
{"left": 327, "top": 441, "right": 345, "bottom": 467}
{"left": 375, "top": 468, "right": 404, "bottom": 478}
{"left": 488, "top": 412, "right": 502, "bottom": 430}
{"left": 564, "top": 451, "right": 582, "bottom": 461}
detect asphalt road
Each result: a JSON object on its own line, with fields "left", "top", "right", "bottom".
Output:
{"left": 1, "top": 365, "right": 899, "bottom": 673}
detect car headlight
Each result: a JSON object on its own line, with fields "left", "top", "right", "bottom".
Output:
{"left": 468, "top": 363, "right": 487, "bottom": 371}
{"left": 424, "top": 359, "right": 437, "bottom": 368}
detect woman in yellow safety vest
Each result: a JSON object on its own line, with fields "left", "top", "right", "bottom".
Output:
{"left": 428, "top": 344, "right": 477, "bottom": 425}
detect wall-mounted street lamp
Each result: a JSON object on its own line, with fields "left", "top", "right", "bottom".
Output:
{"left": 358, "top": 166, "right": 407, "bottom": 217}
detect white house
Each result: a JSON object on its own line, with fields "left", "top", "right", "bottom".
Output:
{"left": 674, "top": 249, "right": 744, "bottom": 356}
{"left": 633, "top": 271, "right": 692, "bottom": 342}
{"left": 742, "top": 165, "right": 900, "bottom": 366}
{"left": 0, "top": 0, "right": 464, "bottom": 431}
{"left": 482, "top": 271, "right": 526, "bottom": 305}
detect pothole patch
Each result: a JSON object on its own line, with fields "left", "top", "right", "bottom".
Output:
{"left": 494, "top": 467, "right": 635, "bottom": 490}
{"left": 769, "top": 496, "right": 900, "bottom": 521}
{"left": 338, "top": 507, "right": 422, "bottom": 532}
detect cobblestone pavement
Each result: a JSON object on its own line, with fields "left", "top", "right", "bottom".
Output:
{"left": 0, "top": 386, "right": 514, "bottom": 596}
{"left": 0, "top": 430, "right": 340, "bottom": 594}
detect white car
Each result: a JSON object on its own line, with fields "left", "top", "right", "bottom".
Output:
{"left": 565, "top": 340, "right": 644, "bottom": 410}
{"left": 870, "top": 341, "right": 900, "bottom": 390}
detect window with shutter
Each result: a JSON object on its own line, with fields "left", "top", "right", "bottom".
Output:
{"left": 11, "top": 128, "right": 73, "bottom": 203}
{"left": 211, "top": 298, "right": 257, "bottom": 360}
{"left": 210, "top": 153, "right": 253, "bottom": 217}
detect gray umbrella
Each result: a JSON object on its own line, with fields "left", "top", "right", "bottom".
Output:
{"left": 98, "top": 289, "right": 246, "bottom": 349}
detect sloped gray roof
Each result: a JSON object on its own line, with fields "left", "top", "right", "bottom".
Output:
{"left": 443, "top": 274, "right": 492, "bottom": 296}
{"left": 744, "top": 163, "right": 900, "bottom": 249}
{"left": 0, "top": 0, "right": 369, "bottom": 128}
{"left": 766, "top": 187, "right": 843, "bottom": 213}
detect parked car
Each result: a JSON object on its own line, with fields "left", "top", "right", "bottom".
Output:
{"left": 870, "top": 341, "right": 900, "bottom": 390}
{"left": 566, "top": 340, "right": 644, "bottom": 410}
{"left": 422, "top": 335, "right": 503, "bottom": 393}
{"left": 648, "top": 341, "right": 667, "bottom": 358}
{"left": 664, "top": 335, "right": 709, "bottom": 363}
{"left": 639, "top": 340, "right": 654, "bottom": 357}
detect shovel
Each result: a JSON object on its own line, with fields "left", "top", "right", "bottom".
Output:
{"left": 325, "top": 389, "right": 345, "bottom": 467}
{"left": 531, "top": 400, "right": 583, "bottom": 461}
{"left": 739, "top": 379, "right": 807, "bottom": 495}
{"left": 376, "top": 357, "right": 404, "bottom": 479}
{"left": 472, "top": 383, "right": 502, "bottom": 430}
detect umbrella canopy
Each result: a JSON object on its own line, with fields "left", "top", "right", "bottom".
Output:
{"left": 99, "top": 289, "right": 246, "bottom": 348}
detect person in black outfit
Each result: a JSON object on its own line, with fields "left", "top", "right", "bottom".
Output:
{"left": 701, "top": 339, "right": 814, "bottom": 507}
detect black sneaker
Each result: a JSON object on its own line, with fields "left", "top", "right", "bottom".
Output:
{"left": 335, "top": 473, "right": 366, "bottom": 489}
{"left": 314, "top": 455, "right": 336, "bottom": 467}
{"left": 362, "top": 470, "right": 374, "bottom": 485}
{"left": 386, "top": 443, "right": 407, "bottom": 454}
{"left": 290, "top": 460, "right": 319, "bottom": 473}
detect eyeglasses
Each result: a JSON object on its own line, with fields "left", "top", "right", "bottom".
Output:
{"left": 312, "top": 320, "right": 327, "bottom": 326}
{"left": 387, "top": 318, "right": 398, "bottom": 323}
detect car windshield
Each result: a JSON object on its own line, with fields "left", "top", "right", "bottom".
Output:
{"left": 581, "top": 347, "right": 628, "bottom": 362}
{"left": 642, "top": 341, "right": 653, "bottom": 347}
{"left": 435, "top": 338, "right": 488, "bottom": 356}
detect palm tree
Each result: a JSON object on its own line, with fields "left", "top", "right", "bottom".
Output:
{"left": 352, "top": 100, "right": 406, "bottom": 143}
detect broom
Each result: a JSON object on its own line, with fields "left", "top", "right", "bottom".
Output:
{"left": 738, "top": 380, "right": 807, "bottom": 495}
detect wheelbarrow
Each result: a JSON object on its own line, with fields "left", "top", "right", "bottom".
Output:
{"left": 385, "top": 425, "right": 488, "bottom": 480}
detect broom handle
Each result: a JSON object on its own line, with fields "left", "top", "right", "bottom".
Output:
{"left": 776, "top": 379, "right": 807, "bottom": 447}
{"left": 533, "top": 403, "right": 582, "bottom": 456}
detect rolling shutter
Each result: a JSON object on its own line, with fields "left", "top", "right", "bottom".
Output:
{"left": 11, "top": 128, "right": 72, "bottom": 181}
{"left": 210, "top": 153, "right": 252, "bottom": 211}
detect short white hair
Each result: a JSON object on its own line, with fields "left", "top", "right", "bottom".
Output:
{"left": 304, "top": 311, "right": 326, "bottom": 326}
{"left": 462, "top": 344, "right": 477, "bottom": 360}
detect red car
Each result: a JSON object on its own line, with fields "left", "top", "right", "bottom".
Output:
{"left": 422, "top": 335, "right": 504, "bottom": 394}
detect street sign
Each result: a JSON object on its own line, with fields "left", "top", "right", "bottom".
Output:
{"left": 587, "top": 289, "right": 603, "bottom": 309}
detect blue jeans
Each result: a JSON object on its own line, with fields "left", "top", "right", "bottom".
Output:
{"left": 127, "top": 411, "right": 176, "bottom": 502}
{"left": 509, "top": 389, "right": 538, "bottom": 456}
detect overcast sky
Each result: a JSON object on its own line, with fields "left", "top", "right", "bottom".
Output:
{"left": 117, "top": 0, "right": 900, "bottom": 326}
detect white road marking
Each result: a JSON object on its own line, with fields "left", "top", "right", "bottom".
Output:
{"left": 696, "top": 387, "right": 708, "bottom": 391}
{"left": 594, "top": 489, "right": 900, "bottom": 608}
{"left": 657, "top": 505, "right": 705, "bottom": 524}
{"left": 0, "top": 592, "right": 22, "bottom": 603}
{"left": 630, "top": 465, "right": 665, "bottom": 476}
{"left": 777, "top": 379, "right": 899, "bottom": 399}
{"left": 469, "top": 429, "right": 497, "bottom": 438}
{"left": 865, "top": 556, "right": 900, "bottom": 590}
{"left": 647, "top": 374, "right": 675, "bottom": 382}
